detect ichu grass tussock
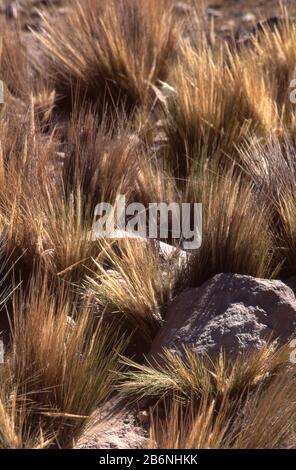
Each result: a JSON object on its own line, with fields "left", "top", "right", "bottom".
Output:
{"left": 1, "top": 0, "right": 296, "bottom": 449}
{"left": 33, "top": 0, "right": 180, "bottom": 117}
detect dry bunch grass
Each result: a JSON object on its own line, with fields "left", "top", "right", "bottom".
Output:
{"left": 163, "top": 13, "right": 296, "bottom": 181}
{"left": 163, "top": 41, "right": 257, "bottom": 180}
{"left": 121, "top": 344, "right": 295, "bottom": 449}
{"left": 181, "top": 165, "right": 276, "bottom": 287}
{"left": 120, "top": 343, "right": 287, "bottom": 403}
{"left": 1, "top": 0, "right": 296, "bottom": 450}
{"left": 33, "top": 0, "right": 180, "bottom": 117}
{"left": 61, "top": 107, "right": 143, "bottom": 208}
{"left": 4, "top": 268, "right": 126, "bottom": 448}
{"left": 239, "top": 135, "right": 296, "bottom": 277}
{"left": 149, "top": 369, "right": 296, "bottom": 449}
{"left": 86, "top": 239, "right": 176, "bottom": 344}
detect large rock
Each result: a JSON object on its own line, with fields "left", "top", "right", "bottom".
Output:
{"left": 149, "top": 274, "right": 296, "bottom": 361}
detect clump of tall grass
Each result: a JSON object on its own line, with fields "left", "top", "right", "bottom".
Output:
{"left": 61, "top": 107, "right": 142, "bottom": 209}
{"left": 239, "top": 135, "right": 296, "bottom": 277}
{"left": 120, "top": 343, "right": 287, "bottom": 403}
{"left": 0, "top": 101, "right": 133, "bottom": 283}
{"left": 86, "top": 239, "right": 176, "bottom": 344}
{"left": 248, "top": 13, "right": 296, "bottom": 128}
{"left": 33, "top": 0, "right": 180, "bottom": 117}
{"left": 163, "top": 41, "right": 262, "bottom": 181}
{"left": 180, "top": 166, "right": 276, "bottom": 287}
{"left": 4, "top": 269, "right": 125, "bottom": 448}
{"left": 163, "top": 13, "right": 296, "bottom": 181}
{"left": 149, "top": 369, "right": 296, "bottom": 449}
{"left": 0, "top": 160, "right": 97, "bottom": 283}
{"left": 120, "top": 344, "right": 295, "bottom": 449}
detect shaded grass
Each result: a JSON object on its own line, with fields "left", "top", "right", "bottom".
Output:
{"left": 86, "top": 239, "right": 176, "bottom": 344}
{"left": 4, "top": 269, "right": 126, "bottom": 448}
{"left": 2, "top": 0, "right": 296, "bottom": 450}
{"left": 33, "top": 0, "right": 180, "bottom": 118}
{"left": 239, "top": 135, "right": 296, "bottom": 277}
{"left": 181, "top": 166, "right": 276, "bottom": 287}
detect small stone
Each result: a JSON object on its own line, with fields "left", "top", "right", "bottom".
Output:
{"left": 5, "top": 2, "right": 19, "bottom": 20}
{"left": 137, "top": 411, "right": 149, "bottom": 425}
{"left": 207, "top": 7, "right": 222, "bottom": 19}
{"left": 242, "top": 13, "right": 256, "bottom": 23}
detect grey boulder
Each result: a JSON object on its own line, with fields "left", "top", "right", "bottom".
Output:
{"left": 149, "top": 273, "right": 296, "bottom": 361}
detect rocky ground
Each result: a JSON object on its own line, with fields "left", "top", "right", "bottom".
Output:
{"left": 204, "top": 0, "right": 296, "bottom": 37}
{"left": 2, "top": 0, "right": 296, "bottom": 450}
{"left": 1, "top": 0, "right": 295, "bottom": 36}
{"left": 1, "top": 0, "right": 295, "bottom": 64}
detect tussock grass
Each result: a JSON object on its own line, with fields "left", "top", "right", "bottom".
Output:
{"left": 0, "top": 102, "right": 127, "bottom": 282}
{"left": 240, "top": 135, "right": 296, "bottom": 276}
{"left": 163, "top": 15, "right": 296, "bottom": 181}
{"left": 2, "top": 0, "right": 296, "bottom": 449}
{"left": 5, "top": 269, "right": 125, "bottom": 448}
{"left": 181, "top": 167, "right": 276, "bottom": 287}
{"left": 86, "top": 239, "right": 176, "bottom": 343}
{"left": 121, "top": 345, "right": 295, "bottom": 449}
{"left": 33, "top": 0, "right": 180, "bottom": 116}
{"left": 149, "top": 369, "right": 296, "bottom": 449}
{"left": 120, "top": 343, "right": 287, "bottom": 403}
{"left": 163, "top": 42, "right": 256, "bottom": 180}
{"left": 247, "top": 14, "right": 296, "bottom": 128}
{"left": 0, "top": 167, "right": 97, "bottom": 282}
{"left": 62, "top": 107, "right": 142, "bottom": 208}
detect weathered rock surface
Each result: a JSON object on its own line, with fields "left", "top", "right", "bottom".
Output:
{"left": 76, "top": 402, "right": 147, "bottom": 449}
{"left": 149, "top": 273, "right": 296, "bottom": 361}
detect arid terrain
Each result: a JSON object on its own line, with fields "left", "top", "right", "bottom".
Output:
{"left": 1, "top": 0, "right": 296, "bottom": 450}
